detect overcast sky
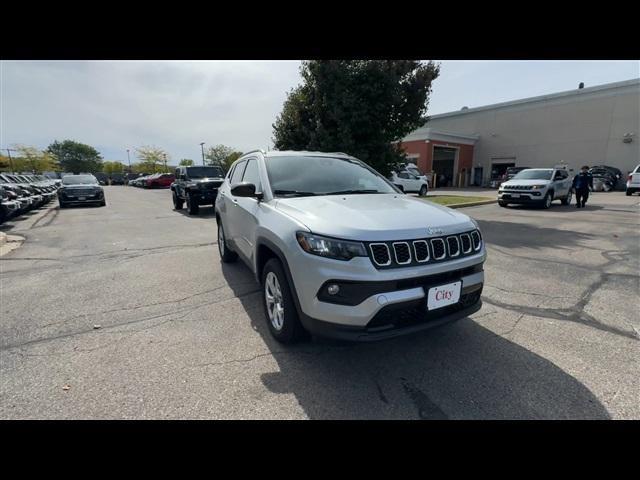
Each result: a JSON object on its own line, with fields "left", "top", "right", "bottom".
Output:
{"left": 2, "top": 60, "right": 638, "bottom": 164}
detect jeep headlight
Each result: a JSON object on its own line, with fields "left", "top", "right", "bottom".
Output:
{"left": 531, "top": 185, "right": 546, "bottom": 190}
{"left": 296, "top": 232, "right": 367, "bottom": 261}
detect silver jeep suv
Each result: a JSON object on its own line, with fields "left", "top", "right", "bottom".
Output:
{"left": 215, "top": 150, "right": 486, "bottom": 343}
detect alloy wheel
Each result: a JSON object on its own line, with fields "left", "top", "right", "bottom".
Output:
{"left": 265, "top": 272, "right": 284, "bottom": 331}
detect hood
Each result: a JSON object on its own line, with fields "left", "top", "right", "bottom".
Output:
{"left": 501, "top": 179, "right": 551, "bottom": 187}
{"left": 274, "top": 193, "right": 475, "bottom": 241}
{"left": 192, "top": 177, "right": 223, "bottom": 183}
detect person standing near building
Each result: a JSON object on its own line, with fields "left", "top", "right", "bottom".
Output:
{"left": 572, "top": 165, "right": 594, "bottom": 208}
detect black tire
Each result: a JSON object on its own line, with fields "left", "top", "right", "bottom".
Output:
{"left": 561, "top": 190, "right": 572, "bottom": 206}
{"left": 541, "top": 191, "right": 553, "bottom": 209}
{"left": 186, "top": 192, "right": 199, "bottom": 215}
{"left": 217, "top": 221, "right": 238, "bottom": 263}
{"left": 59, "top": 201, "right": 67, "bottom": 209}
{"left": 172, "top": 191, "right": 184, "bottom": 210}
{"left": 626, "top": 189, "right": 632, "bottom": 196}
{"left": 261, "top": 258, "right": 308, "bottom": 344}
{"left": 498, "top": 201, "right": 508, "bottom": 208}
{"left": 419, "top": 185, "right": 428, "bottom": 196}
{"left": 100, "top": 200, "right": 106, "bottom": 207}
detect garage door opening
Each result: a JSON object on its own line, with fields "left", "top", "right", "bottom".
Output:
{"left": 490, "top": 158, "right": 516, "bottom": 186}
{"left": 432, "top": 147, "right": 457, "bottom": 188}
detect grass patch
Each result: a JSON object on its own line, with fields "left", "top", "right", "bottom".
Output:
{"left": 421, "top": 195, "right": 492, "bottom": 206}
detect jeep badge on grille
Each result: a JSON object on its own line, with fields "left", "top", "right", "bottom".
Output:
{"left": 427, "top": 227, "right": 443, "bottom": 235}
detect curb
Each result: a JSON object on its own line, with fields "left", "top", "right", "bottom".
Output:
{"left": 446, "top": 199, "right": 497, "bottom": 209}
{"left": 0, "top": 234, "right": 25, "bottom": 257}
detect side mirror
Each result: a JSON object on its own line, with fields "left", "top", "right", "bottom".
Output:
{"left": 231, "top": 182, "right": 263, "bottom": 199}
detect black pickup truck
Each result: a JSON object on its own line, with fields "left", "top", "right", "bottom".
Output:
{"left": 170, "top": 165, "right": 226, "bottom": 215}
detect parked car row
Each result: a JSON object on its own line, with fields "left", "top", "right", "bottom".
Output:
{"left": 0, "top": 173, "right": 60, "bottom": 224}
{"left": 130, "top": 173, "right": 176, "bottom": 188}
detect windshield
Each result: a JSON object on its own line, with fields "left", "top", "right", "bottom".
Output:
{"left": 62, "top": 175, "right": 98, "bottom": 185}
{"left": 512, "top": 169, "right": 553, "bottom": 180}
{"left": 264, "top": 155, "right": 398, "bottom": 196}
{"left": 187, "top": 166, "right": 224, "bottom": 178}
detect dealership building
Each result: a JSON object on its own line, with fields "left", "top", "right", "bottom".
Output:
{"left": 399, "top": 78, "right": 640, "bottom": 187}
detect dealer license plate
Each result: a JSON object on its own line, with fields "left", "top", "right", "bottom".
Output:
{"left": 78, "top": 197, "right": 86, "bottom": 201}
{"left": 511, "top": 193, "right": 520, "bottom": 198}
{"left": 427, "top": 281, "right": 462, "bottom": 311}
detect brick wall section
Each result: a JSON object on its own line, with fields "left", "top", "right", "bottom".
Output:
{"left": 399, "top": 140, "right": 475, "bottom": 175}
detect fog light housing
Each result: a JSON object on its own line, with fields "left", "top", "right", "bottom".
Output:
{"left": 327, "top": 284, "right": 340, "bottom": 295}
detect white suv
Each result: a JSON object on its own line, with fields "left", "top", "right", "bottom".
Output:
{"left": 389, "top": 170, "right": 429, "bottom": 196}
{"left": 215, "top": 151, "right": 485, "bottom": 343}
{"left": 626, "top": 164, "right": 640, "bottom": 196}
{"left": 498, "top": 167, "right": 573, "bottom": 208}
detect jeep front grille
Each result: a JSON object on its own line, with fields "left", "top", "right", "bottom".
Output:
{"left": 370, "top": 243, "right": 391, "bottom": 266}
{"left": 446, "top": 236, "right": 460, "bottom": 257}
{"left": 366, "top": 230, "right": 482, "bottom": 269}
{"left": 470, "top": 230, "right": 482, "bottom": 251}
{"left": 430, "top": 238, "right": 446, "bottom": 260}
{"left": 392, "top": 242, "right": 411, "bottom": 264}
{"left": 413, "top": 240, "right": 430, "bottom": 262}
{"left": 460, "top": 234, "right": 472, "bottom": 254}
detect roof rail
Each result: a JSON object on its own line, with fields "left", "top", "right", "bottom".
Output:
{"left": 241, "top": 149, "right": 266, "bottom": 157}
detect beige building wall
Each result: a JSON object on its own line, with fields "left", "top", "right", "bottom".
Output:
{"left": 410, "top": 79, "right": 640, "bottom": 182}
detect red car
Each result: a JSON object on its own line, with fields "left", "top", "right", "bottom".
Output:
{"left": 145, "top": 173, "right": 175, "bottom": 188}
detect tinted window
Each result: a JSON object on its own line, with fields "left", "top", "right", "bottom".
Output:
{"left": 264, "top": 155, "right": 397, "bottom": 195}
{"left": 230, "top": 161, "right": 246, "bottom": 185}
{"left": 62, "top": 175, "right": 98, "bottom": 185}
{"left": 512, "top": 169, "right": 553, "bottom": 180}
{"left": 186, "top": 166, "right": 224, "bottom": 178}
{"left": 398, "top": 172, "right": 410, "bottom": 179}
{"left": 241, "top": 159, "right": 261, "bottom": 191}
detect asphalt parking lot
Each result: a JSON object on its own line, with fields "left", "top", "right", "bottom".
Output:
{"left": 1, "top": 187, "right": 638, "bottom": 419}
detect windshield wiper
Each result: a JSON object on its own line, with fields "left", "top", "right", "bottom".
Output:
{"left": 324, "top": 189, "right": 382, "bottom": 195}
{"left": 273, "top": 189, "right": 317, "bottom": 197}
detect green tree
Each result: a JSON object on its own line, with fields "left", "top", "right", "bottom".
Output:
{"left": 272, "top": 60, "right": 440, "bottom": 175}
{"left": 2, "top": 145, "right": 59, "bottom": 173}
{"left": 135, "top": 146, "right": 170, "bottom": 173}
{"left": 179, "top": 159, "right": 194, "bottom": 166}
{"left": 46, "top": 140, "right": 102, "bottom": 173}
{"left": 223, "top": 151, "right": 243, "bottom": 171}
{"left": 103, "top": 161, "right": 126, "bottom": 175}
{"left": 205, "top": 144, "right": 233, "bottom": 168}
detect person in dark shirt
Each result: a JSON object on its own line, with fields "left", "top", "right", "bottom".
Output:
{"left": 572, "top": 165, "right": 594, "bottom": 208}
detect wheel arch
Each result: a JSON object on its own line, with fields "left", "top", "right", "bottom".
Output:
{"left": 255, "top": 237, "right": 304, "bottom": 320}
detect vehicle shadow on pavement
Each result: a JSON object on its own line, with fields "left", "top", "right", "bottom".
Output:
{"left": 175, "top": 207, "right": 216, "bottom": 219}
{"left": 221, "top": 262, "right": 610, "bottom": 420}
{"left": 503, "top": 204, "right": 604, "bottom": 213}
{"left": 476, "top": 219, "right": 596, "bottom": 251}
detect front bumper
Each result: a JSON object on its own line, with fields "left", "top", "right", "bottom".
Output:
{"left": 59, "top": 191, "right": 104, "bottom": 204}
{"left": 191, "top": 189, "right": 218, "bottom": 205}
{"left": 288, "top": 246, "right": 485, "bottom": 330}
{"left": 301, "top": 294, "right": 483, "bottom": 342}
{"left": 498, "top": 190, "right": 545, "bottom": 204}
{"left": 1, "top": 200, "right": 21, "bottom": 213}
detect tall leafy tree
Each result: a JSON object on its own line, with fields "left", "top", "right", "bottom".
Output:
{"left": 205, "top": 144, "right": 234, "bottom": 167}
{"left": 46, "top": 140, "right": 102, "bottom": 174}
{"left": 2, "top": 145, "right": 59, "bottom": 173}
{"left": 223, "top": 151, "right": 243, "bottom": 171}
{"left": 134, "top": 146, "right": 170, "bottom": 173}
{"left": 179, "top": 159, "right": 195, "bottom": 166}
{"left": 272, "top": 60, "right": 440, "bottom": 175}
{"left": 102, "top": 161, "right": 126, "bottom": 175}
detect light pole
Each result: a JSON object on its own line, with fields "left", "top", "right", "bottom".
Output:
{"left": 4, "top": 148, "right": 16, "bottom": 172}
{"left": 126, "top": 149, "right": 131, "bottom": 173}
{"left": 163, "top": 153, "right": 167, "bottom": 172}
{"left": 200, "top": 142, "right": 206, "bottom": 166}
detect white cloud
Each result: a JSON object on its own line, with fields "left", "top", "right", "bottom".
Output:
{"left": 1, "top": 60, "right": 302, "bottom": 161}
